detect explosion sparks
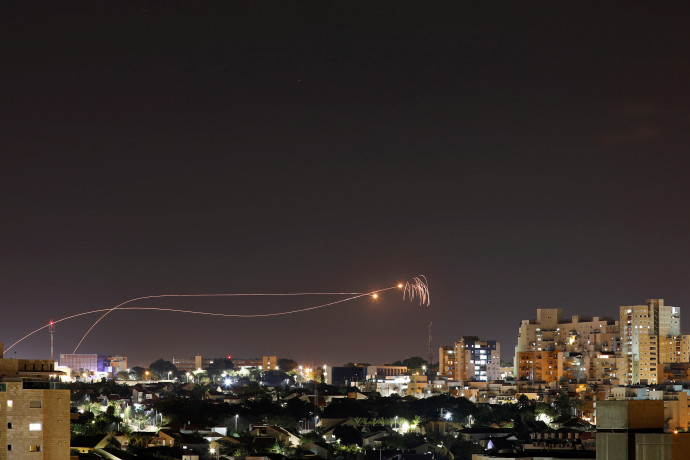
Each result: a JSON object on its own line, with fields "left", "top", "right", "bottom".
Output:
{"left": 403, "top": 275, "right": 430, "bottom": 306}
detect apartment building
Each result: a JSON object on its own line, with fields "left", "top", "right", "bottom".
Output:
{"left": 0, "top": 342, "right": 70, "bottom": 459}
{"left": 514, "top": 308, "right": 620, "bottom": 381}
{"left": 516, "top": 350, "right": 559, "bottom": 383}
{"left": 453, "top": 337, "right": 500, "bottom": 382}
{"left": 438, "top": 346, "right": 455, "bottom": 379}
{"left": 620, "top": 299, "right": 680, "bottom": 385}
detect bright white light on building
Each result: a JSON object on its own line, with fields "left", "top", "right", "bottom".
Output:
{"left": 444, "top": 411, "right": 452, "bottom": 420}
{"left": 29, "top": 423, "right": 42, "bottom": 431}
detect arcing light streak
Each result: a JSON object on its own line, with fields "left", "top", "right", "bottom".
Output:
{"left": 72, "top": 291, "right": 364, "bottom": 354}
{"left": 6, "top": 276, "right": 429, "bottom": 353}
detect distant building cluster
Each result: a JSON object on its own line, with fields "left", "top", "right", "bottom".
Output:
{"left": 58, "top": 353, "right": 128, "bottom": 380}
{"left": 172, "top": 355, "right": 277, "bottom": 372}
{"left": 514, "top": 299, "right": 687, "bottom": 386}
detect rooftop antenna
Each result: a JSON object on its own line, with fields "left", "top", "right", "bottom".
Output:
{"left": 49, "top": 320, "right": 55, "bottom": 362}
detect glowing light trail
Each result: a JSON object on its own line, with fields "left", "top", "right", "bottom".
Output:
{"left": 72, "top": 291, "right": 366, "bottom": 354}
{"left": 6, "top": 276, "right": 429, "bottom": 353}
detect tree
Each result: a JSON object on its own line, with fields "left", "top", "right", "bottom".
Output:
{"left": 277, "top": 358, "right": 298, "bottom": 372}
{"left": 205, "top": 358, "right": 234, "bottom": 381}
{"left": 390, "top": 357, "right": 429, "bottom": 371}
{"left": 263, "top": 370, "right": 293, "bottom": 386}
{"left": 130, "top": 367, "right": 146, "bottom": 380}
{"left": 322, "top": 398, "right": 369, "bottom": 418}
{"left": 333, "top": 424, "right": 363, "bottom": 446}
{"left": 149, "top": 359, "right": 178, "bottom": 380}
{"left": 285, "top": 398, "right": 313, "bottom": 421}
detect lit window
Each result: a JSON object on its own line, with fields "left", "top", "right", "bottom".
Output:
{"left": 6, "top": 401, "right": 12, "bottom": 408}
{"left": 29, "top": 445, "right": 41, "bottom": 452}
{"left": 29, "top": 423, "right": 41, "bottom": 431}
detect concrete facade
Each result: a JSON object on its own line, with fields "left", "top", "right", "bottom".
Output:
{"left": 454, "top": 337, "right": 500, "bottom": 382}
{"left": 620, "top": 299, "right": 680, "bottom": 385}
{"left": 0, "top": 342, "right": 70, "bottom": 459}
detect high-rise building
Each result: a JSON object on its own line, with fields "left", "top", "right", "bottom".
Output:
{"left": 620, "top": 299, "right": 680, "bottom": 385}
{"left": 0, "top": 342, "right": 70, "bottom": 459}
{"left": 438, "top": 346, "right": 455, "bottom": 379}
{"left": 453, "top": 337, "right": 500, "bottom": 382}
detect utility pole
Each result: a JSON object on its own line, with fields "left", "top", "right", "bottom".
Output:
{"left": 49, "top": 321, "right": 55, "bottom": 362}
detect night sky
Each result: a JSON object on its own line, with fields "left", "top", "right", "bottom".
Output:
{"left": 4, "top": 2, "right": 690, "bottom": 367}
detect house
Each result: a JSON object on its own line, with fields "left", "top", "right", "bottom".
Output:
{"left": 71, "top": 433, "right": 115, "bottom": 453}
{"left": 458, "top": 427, "right": 513, "bottom": 443}
{"left": 153, "top": 429, "right": 181, "bottom": 447}
{"left": 303, "top": 441, "right": 330, "bottom": 459}
{"left": 361, "top": 429, "right": 389, "bottom": 448}
{"left": 250, "top": 424, "right": 301, "bottom": 446}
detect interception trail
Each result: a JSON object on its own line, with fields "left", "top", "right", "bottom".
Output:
{"left": 6, "top": 276, "right": 430, "bottom": 354}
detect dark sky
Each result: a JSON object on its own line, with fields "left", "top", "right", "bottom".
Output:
{"left": 4, "top": 2, "right": 690, "bottom": 367}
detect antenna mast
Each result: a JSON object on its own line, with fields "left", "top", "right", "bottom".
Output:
{"left": 49, "top": 321, "right": 55, "bottom": 362}
{"left": 427, "top": 321, "right": 433, "bottom": 366}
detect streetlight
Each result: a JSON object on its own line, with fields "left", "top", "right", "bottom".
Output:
{"left": 167, "top": 371, "right": 172, "bottom": 380}
{"left": 235, "top": 414, "right": 239, "bottom": 432}
{"left": 395, "top": 415, "right": 398, "bottom": 430}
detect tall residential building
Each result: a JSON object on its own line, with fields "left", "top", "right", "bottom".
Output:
{"left": 514, "top": 308, "right": 620, "bottom": 380}
{"left": 453, "top": 337, "right": 500, "bottom": 382}
{"left": 0, "top": 342, "right": 70, "bottom": 459}
{"left": 659, "top": 335, "right": 690, "bottom": 365}
{"left": 620, "top": 299, "right": 680, "bottom": 385}
{"left": 438, "top": 346, "right": 455, "bottom": 379}
{"left": 516, "top": 349, "right": 559, "bottom": 382}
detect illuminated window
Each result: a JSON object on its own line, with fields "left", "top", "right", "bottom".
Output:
{"left": 29, "top": 423, "right": 41, "bottom": 431}
{"left": 6, "top": 401, "right": 12, "bottom": 408}
{"left": 29, "top": 445, "right": 41, "bottom": 452}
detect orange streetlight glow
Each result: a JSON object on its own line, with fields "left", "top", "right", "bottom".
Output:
{"left": 372, "top": 293, "right": 378, "bottom": 299}
{"left": 397, "top": 283, "right": 403, "bottom": 288}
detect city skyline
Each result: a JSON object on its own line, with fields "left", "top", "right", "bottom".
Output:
{"left": 4, "top": 3, "right": 690, "bottom": 366}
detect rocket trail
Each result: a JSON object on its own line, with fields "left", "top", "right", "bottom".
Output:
{"left": 72, "top": 291, "right": 366, "bottom": 354}
{"left": 6, "top": 276, "right": 430, "bottom": 353}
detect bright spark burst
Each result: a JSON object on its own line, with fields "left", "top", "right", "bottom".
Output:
{"left": 403, "top": 275, "right": 430, "bottom": 306}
